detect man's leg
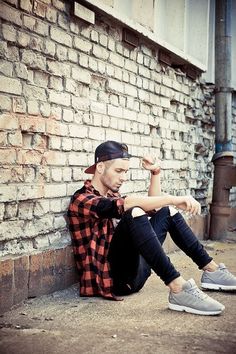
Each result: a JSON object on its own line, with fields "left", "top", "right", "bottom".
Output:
{"left": 150, "top": 207, "right": 213, "bottom": 270}
{"left": 108, "top": 207, "right": 181, "bottom": 295}
{"left": 151, "top": 207, "right": 236, "bottom": 292}
{"left": 109, "top": 207, "right": 224, "bottom": 315}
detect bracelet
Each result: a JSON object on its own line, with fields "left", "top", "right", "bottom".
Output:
{"left": 151, "top": 169, "right": 160, "bottom": 175}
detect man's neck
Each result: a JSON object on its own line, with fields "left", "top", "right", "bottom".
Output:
{"left": 91, "top": 176, "right": 108, "bottom": 197}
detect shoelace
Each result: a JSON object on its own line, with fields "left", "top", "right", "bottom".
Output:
{"left": 220, "top": 267, "right": 235, "bottom": 279}
{"left": 187, "top": 285, "right": 208, "bottom": 300}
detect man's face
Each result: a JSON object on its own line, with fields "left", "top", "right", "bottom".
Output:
{"left": 100, "top": 158, "right": 130, "bottom": 193}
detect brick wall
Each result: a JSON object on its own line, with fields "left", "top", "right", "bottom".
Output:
{"left": 0, "top": 0, "right": 235, "bottom": 311}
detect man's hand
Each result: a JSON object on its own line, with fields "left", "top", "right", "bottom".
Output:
{"left": 173, "top": 195, "right": 201, "bottom": 215}
{"left": 142, "top": 156, "right": 161, "bottom": 175}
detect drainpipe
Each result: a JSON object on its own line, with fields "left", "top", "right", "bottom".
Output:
{"left": 209, "top": 0, "right": 236, "bottom": 240}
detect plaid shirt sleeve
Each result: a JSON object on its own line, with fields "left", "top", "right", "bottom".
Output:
{"left": 74, "top": 193, "right": 125, "bottom": 220}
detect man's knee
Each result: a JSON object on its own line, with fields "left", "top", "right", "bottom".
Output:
{"left": 131, "top": 207, "right": 146, "bottom": 218}
{"left": 129, "top": 206, "right": 178, "bottom": 218}
{"left": 169, "top": 206, "right": 179, "bottom": 216}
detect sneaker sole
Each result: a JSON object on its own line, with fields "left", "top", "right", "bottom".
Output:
{"left": 201, "top": 283, "right": 236, "bottom": 291}
{"left": 168, "top": 302, "right": 224, "bottom": 316}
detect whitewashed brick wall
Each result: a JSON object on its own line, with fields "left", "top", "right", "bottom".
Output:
{"left": 0, "top": 0, "right": 235, "bottom": 257}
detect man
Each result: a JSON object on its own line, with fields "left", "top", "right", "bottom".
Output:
{"left": 67, "top": 140, "right": 236, "bottom": 316}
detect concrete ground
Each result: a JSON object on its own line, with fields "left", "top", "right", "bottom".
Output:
{"left": 0, "top": 241, "right": 236, "bottom": 354}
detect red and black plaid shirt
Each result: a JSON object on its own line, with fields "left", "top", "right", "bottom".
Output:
{"left": 67, "top": 180, "right": 125, "bottom": 299}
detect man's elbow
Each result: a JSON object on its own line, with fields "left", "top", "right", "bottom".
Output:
{"left": 124, "top": 196, "right": 139, "bottom": 211}
{"left": 124, "top": 197, "right": 131, "bottom": 211}
{"left": 123, "top": 196, "right": 146, "bottom": 212}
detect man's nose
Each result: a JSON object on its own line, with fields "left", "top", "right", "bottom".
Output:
{"left": 120, "top": 172, "right": 127, "bottom": 181}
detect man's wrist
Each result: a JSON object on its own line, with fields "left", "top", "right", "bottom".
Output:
{"left": 151, "top": 169, "right": 160, "bottom": 175}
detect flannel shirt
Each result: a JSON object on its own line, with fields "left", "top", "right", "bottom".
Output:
{"left": 67, "top": 180, "right": 125, "bottom": 299}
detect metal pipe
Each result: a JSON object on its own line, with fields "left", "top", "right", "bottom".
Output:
{"left": 209, "top": 0, "right": 235, "bottom": 240}
{"left": 214, "top": 0, "right": 232, "bottom": 152}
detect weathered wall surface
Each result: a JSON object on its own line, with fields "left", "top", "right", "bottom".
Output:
{"left": 0, "top": 0, "right": 236, "bottom": 305}
{"left": 0, "top": 0, "right": 218, "bottom": 259}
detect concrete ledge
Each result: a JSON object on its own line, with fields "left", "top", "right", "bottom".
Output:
{"left": 0, "top": 245, "right": 79, "bottom": 315}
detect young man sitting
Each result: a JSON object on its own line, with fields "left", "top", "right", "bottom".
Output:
{"left": 67, "top": 141, "right": 236, "bottom": 315}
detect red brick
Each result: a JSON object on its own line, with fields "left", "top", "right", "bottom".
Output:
{"left": 1, "top": 246, "right": 79, "bottom": 311}
{"left": 65, "top": 245, "right": 76, "bottom": 268}
{"left": 65, "top": 246, "right": 79, "bottom": 287}
{"left": 13, "top": 255, "right": 29, "bottom": 305}
{"left": 65, "top": 269, "right": 79, "bottom": 288}
{"left": 42, "top": 250, "right": 56, "bottom": 294}
{"left": 0, "top": 259, "right": 14, "bottom": 314}
{"left": 54, "top": 248, "right": 66, "bottom": 291}
{"left": 28, "top": 253, "right": 43, "bottom": 297}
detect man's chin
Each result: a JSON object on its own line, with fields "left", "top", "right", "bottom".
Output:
{"left": 110, "top": 186, "right": 120, "bottom": 193}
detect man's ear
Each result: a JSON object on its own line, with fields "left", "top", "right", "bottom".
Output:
{"left": 96, "top": 162, "right": 105, "bottom": 174}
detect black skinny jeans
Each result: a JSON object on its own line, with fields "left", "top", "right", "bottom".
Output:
{"left": 108, "top": 207, "right": 212, "bottom": 296}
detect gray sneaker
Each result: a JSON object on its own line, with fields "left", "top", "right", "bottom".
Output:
{"left": 201, "top": 263, "right": 236, "bottom": 291}
{"left": 168, "top": 279, "right": 225, "bottom": 315}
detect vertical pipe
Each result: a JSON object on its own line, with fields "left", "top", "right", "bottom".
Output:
{"left": 209, "top": 0, "right": 233, "bottom": 240}
{"left": 214, "top": 0, "right": 232, "bottom": 153}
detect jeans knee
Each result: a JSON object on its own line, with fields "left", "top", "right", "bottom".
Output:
{"left": 168, "top": 206, "right": 179, "bottom": 216}
{"left": 131, "top": 207, "right": 146, "bottom": 218}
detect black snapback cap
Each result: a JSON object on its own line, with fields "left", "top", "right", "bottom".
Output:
{"left": 85, "top": 140, "right": 131, "bottom": 174}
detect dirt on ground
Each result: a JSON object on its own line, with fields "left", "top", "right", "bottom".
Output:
{"left": 0, "top": 241, "right": 236, "bottom": 354}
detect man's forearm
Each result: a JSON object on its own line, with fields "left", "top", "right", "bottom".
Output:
{"left": 124, "top": 194, "right": 174, "bottom": 212}
{"left": 148, "top": 174, "right": 161, "bottom": 196}
{"left": 124, "top": 194, "right": 201, "bottom": 215}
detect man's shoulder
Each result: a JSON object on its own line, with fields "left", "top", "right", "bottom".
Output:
{"left": 71, "top": 184, "right": 93, "bottom": 202}
{"left": 73, "top": 184, "right": 86, "bottom": 195}
{"left": 70, "top": 181, "right": 100, "bottom": 203}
